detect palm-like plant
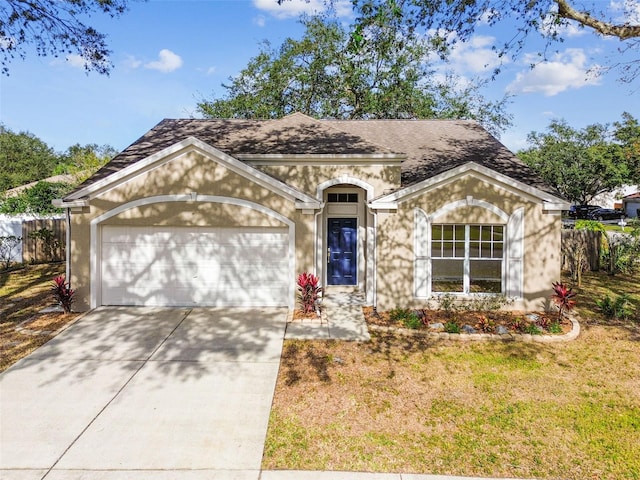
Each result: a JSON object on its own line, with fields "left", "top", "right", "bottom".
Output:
{"left": 297, "top": 272, "right": 323, "bottom": 315}
{"left": 551, "top": 281, "right": 577, "bottom": 319}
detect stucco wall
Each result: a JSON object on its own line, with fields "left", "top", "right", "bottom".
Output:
{"left": 375, "top": 174, "right": 562, "bottom": 312}
{"left": 255, "top": 163, "right": 400, "bottom": 197}
{"left": 70, "top": 150, "right": 316, "bottom": 310}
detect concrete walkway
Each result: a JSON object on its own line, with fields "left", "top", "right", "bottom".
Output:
{"left": 285, "top": 288, "right": 370, "bottom": 341}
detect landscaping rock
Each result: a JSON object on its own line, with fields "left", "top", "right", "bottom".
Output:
{"left": 496, "top": 325, "right": 510, "bottom": 335}
{"left": 526, "top": 313, "right": 540, "bottom": 322}
{"left": 428, "top": 322, "right": 444, "bottom": 331}
{"left": 462, "top": 325, "right": 477, "bottom": 334}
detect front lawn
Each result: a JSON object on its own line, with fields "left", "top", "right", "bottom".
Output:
{"left": 264, "top": 271, "right": 640, "bottom": 479}
{"left": 0, "top": 263, "right": 80, "bottom": 372}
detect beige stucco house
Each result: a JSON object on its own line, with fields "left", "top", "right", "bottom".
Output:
{"left": 55, "top": 113, "right": 569, "bottom": 312}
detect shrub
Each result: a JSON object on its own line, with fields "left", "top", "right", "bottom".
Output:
{"left": 551, "top": 281, "right": 577, "bottom": 318}
{"left": 444, "top": 321, "right": 461, "bottom": 334}
{"left": 434, "top": 294, "right": 457, "bottom": 316}
{"left": 475, "top": 315, "right": 495, "bottom": 333}
{"left": 509, "top": 316, "right": 527, "bottom": 332}
{"left": 602, "top": 234, "right": 640, "bottom": 275}
{"left": 0, "top": 235, "right": 21, "bottom": 270}
{"left": 548, "top": 322, "right": 563, "bottom": 334}
{"left": 296, "top": 272, "right": 322, "bottom": 315}
{"left": 524, "top": 323, "right": 542, "bottom": 335}
{"left": 52, "top": 275, "right": 74, "bottom": 313}
{"left": 402, "top": 312, "right": 422, "bottom": 329}
{"left": 389, "top": 307, "right": 411, "bottom": 322}
{"left": 0, "top": 181, "right": 73, "bottom": 215}
{"left": 596, "top": 294, "right": 635, "bottom": 320}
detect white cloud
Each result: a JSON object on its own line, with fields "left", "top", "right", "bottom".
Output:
{"left": 611, "top": 0, "right": 640, "bottom": 23}
{"left": 123, "top": 55, "right": 143, "bottom": 69}
{"left": 448, "top": 35, "right": 506, "bottom": 74}
{"left": 0, "top": 36, "right": 15, "bottom": 49}
{"left": 65, "top": 54, "right": 89, "bottom": 69}
{"left": 253, "top": 15, "right": 266, "bottom": 27}
{"left": 144, "top": 49, "right": 183, "bottom": 73}
{"left": 540, "top": 15, "right": 588, "bottom": 38}
{"left": 197, "top": 66, "right": 217, "bottom": 76}
{"left": 507, "top": 48, "right": 601, "bottom": 96}
{"left": 253, "top": 0, "right": 351, "bottom": 18}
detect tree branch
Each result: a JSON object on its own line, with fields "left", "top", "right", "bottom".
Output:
{"left": 556, "top": 0, "right": 640, "bottom": 40}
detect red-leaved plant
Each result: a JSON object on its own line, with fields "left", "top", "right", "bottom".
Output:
{"left": 297, "top": 272, "right": 323, "bottom": 315}
{"left": 52, "top": 276, "right": 74, "bottom": 313}
{"left": 551, "top": 281, "right": 577, "bottom": 319}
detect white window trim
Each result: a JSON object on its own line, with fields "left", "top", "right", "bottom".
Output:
{"left": 414, "top": 202, "right": 524, "bottom": 299}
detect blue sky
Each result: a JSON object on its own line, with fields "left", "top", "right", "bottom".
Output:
{"left": 0, "top": 0, "right": 637, "bottom": 154}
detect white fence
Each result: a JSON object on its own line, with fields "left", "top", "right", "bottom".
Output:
{"left": 0, "top": 216, "right": 23, "bottom": 262}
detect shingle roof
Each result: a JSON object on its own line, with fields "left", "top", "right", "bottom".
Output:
{"left": 69, "top": 113, "right": 561, "bottom": 198}
{"left": 324, "top": 118, "right": 556, "bottom": 194}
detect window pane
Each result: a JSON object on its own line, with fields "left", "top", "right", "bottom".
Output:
{"left": 431, "top": 242, "right": 442, "bottom": 257}
{"left": 469, "top": 225, "right": 480, "bottom": 241}
{"left": 442, "top": 241, "right": 454, "bottom": 257}
{"left": 469, "top": 241, "right": 480, "bottom": 257}
{"left": 493, "top": 226, "right": 504, "bottom": 241}
{"left": 481, "top": 226, "right": 492, "bottom": 241}
{"left": 432, "top": 225, "right": 443, "bottom": 241}
{"left": 432, "top": 259, "right": 463, "bottom": 292}
{"left": 470, "top": 260, "right": 502, "bottom": 293}
{"left": 454, "top": 225, "right": 465, "bottom": 240}
{"left": 328, "top": 193, "right": 338, "bottom": 202}
{"left": 492, "top": 243, "right": 503, "bottom": 259}
{"left": 348, "top": 193, "right": 358, "bottom": 202}
{"left": 442, "top": 225, "right": 454, "bottom": 241}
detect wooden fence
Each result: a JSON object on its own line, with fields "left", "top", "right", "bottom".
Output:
{"left": 561, "top": 229, "right": 601, "bottom": 272}
{"left": 22, "top": 218, "right": 66, "bottom": 263}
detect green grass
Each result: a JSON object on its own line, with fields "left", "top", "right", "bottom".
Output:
{"left": 265, "top": 271, "right": 640, "bottom": 479}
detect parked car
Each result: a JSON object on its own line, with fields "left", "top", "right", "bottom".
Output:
{"left": 586, "top": 208, "right": 626, "bottom": 221}
{"left": 567, "top": 205, "right": 601, "bottom": 219}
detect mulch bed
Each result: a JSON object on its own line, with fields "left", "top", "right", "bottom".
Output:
{"left": 363, "top": 306, "right": 573, "bottom": 335}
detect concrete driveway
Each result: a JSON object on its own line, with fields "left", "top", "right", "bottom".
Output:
{"left": 0, "top": 306, "right": 287, "bottom": 480}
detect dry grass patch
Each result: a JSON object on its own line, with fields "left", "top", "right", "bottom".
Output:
{"left": 0, "top": 263, "right": 80, "bottom": 372}
{"left": 265, "top": 271, "right": 640, "bottom": 479}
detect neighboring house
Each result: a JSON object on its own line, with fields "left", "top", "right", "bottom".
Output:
{"left": 622, "top": 192, "right": 640, "bottom": 218}
{"left": 55, "top": 113, "right": 569, "bottom": 312}
{"left": 2, "top": 173, "right": 76, "bottom": 198}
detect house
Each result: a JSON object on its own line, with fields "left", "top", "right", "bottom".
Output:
{"left": 622, "top": 192, "right": 640, "bottom": 218}
{"left": 54, "top": 113, "right": 569, "bottom": 312}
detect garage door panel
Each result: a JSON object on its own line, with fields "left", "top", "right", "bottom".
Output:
{"left": 101, "top": 226, "right": 289, "bottom": 307}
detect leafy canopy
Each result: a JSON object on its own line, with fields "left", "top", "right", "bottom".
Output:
{"left": 0, "top": 125, "right": 61, "bottom": 191}
{"left": 284, "top": 0, "right": 640, "bottom": 83}
{"left": 518, "top": 113, "right": 640, "bottom": 204}
{"left": 198, "top": 13, "right": 512, "bottom": 136}
{"left": 0, "top": 0, "right": 135, "bottom": 75}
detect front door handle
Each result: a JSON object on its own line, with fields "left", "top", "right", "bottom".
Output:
{"left": 327, "top": 247, "right": 331, "bottom": 264}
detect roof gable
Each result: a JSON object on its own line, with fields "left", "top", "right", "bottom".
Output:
{"left": 61, "top": 137, "right": 320, "bottom": 207}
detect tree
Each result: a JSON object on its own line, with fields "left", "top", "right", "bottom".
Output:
{"left": 0, "top": 181, "right": 74, "bottom": 215}
{"left": 284, "top": 0, "right": 640, "bottom": 82}
{"left": 0, "top": 125, "right": 61, "bottom": 191}
{"left": 0, "top": 0, "right": 134, "bottom": 75}
{"left": 55, "top": 143, "right": 116, "bottom": 182}
{"left": 518, "top": 113, "right": 640, "bottom": 204}
{"left": 198, "top": 14, "right": 512, "bottom": 135}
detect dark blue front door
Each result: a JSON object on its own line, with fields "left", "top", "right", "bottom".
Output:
{"left": 327, "top": 218, "right": 357, "bottom": 285}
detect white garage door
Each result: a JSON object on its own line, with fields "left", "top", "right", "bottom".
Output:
{"left": 100, "top": 226, "right": 290, "bottom": 307}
